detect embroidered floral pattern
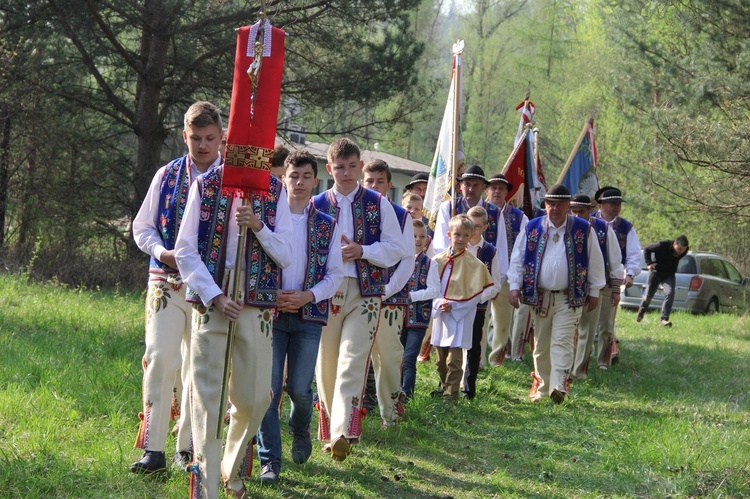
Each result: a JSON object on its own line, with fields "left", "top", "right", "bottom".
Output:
{"left": 258, "top": 309, "right": 273, "bottom": 337}
{"left": 146, "top": 282, "right": 171, "bottom": 316}
{"left": 360, "top": 298, "right": 379, "bottom": 323}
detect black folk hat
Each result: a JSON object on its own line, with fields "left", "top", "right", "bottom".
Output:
{"left": 459, "top": 164, "right": 488, "bottom": 183}
{"left": 597, "top": 187, "right": 625, "bottom": 204}
{"left": 594, "top": 185, "right": 616, "bottom": 203}
{"left": 570, "top": 194, "right": 593, "bottom": 207}
{"left": 544, "top": 184, "right": 571, "bottom": 201}
{"left": 487, "top": 173, "right": 513, "bottom": 191}
{"left": 405, "top": 172, "right": 429, "bottom": 190}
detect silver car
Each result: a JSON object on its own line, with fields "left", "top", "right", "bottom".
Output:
{"left": 619, "top": 251, "right": 749, "bottom": 314}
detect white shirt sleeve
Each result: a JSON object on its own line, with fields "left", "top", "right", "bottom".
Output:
{"left": 507, "top": 229, "right": 527, "bottom": 292}
{"left": 431, "top": 201, "right": 451, "bottom": 255}
{"left": 605, "top": 226, "right": 625, "bottom": 281}
{"left": 132, "top": 166, "right": 169, "bottom": 261}
{"left": 625, "top": 227, "right": 642, "bottom": 277}
{"left": 175, "top": 180, "right": 223, "bottom": 307}
{"left": 383, "top": 219, "right": 416, "bottom": 300}
{"left": 587, "top": 226, "right": 606, "bottom": 297}
{"left": 479, "top": 251, "right": 503, "bottom": 302}
{"left": 252, "top": 186, "right": 294, "bottom": 269}
{"left": 409, "top": 259, "right": 440, "bottom": 302}
{"left": 309, "top": 221, "right": 345, "bottom": 303}
{"left": 360, "top": 197, "right": 410, "bottom": 268}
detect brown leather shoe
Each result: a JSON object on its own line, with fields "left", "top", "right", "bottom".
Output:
{"left": 550, "top": 389, "right": 565, "bottom": 404}
{"left": 330, "top": 436, "right": 351, "bottom": 462}
{"left": 224, "top": 485, "right": 248, "bottom": 499}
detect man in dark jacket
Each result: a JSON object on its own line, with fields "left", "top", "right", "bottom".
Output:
{"left": 636, "top": 235, "right": 689, "bottom": 326}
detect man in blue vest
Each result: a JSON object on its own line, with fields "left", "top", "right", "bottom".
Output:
{"left": 433, "top": 165, "right": 502, "bottom": 254}
{"left": 569, "top": 194, "right": 624, "bottom": 379}
{"left": 255, "top": 150, "right": 344, "bottom": 484}
{"left": 508, "top": 185, "right": 606, "bottom": 403}
{"left": 131, "top": 101, "right": 223, "bottom": 474}
{"left": 594, "top": 187, "right": 642, "bottom": 368}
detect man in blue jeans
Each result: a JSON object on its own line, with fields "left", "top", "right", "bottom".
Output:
{"left": 637, "top": 235, "right": 689, "bottom": 327}
{"left": 256, "top": 150, "right": 344, "bottom": 484}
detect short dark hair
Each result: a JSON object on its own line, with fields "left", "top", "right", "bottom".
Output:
{"left": 272, "top": 146, "right": 290, "bottom": 167}
{"left": 284, "top": 150, "right": 318, "bottom": 177}
{"left": 362, "top": 159, "right": 392, "bottom": 182}
{"left": 675, "top": 235, "right": 689, "bottom": 248}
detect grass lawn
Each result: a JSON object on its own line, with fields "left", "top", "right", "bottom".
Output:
{"left": 0, "top": 273, "right": 748, "bottom": 498}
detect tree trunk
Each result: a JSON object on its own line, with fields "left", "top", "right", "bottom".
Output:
{"left": 0, "top": 103, "right": 9, "bottom": 248}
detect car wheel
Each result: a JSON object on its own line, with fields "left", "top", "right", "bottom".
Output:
{"left": 705, "top": 297, "right": 719, "bottom": 315}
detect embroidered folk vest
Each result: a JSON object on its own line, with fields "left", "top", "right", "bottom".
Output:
{"left": 457, "top": 198, "right": 500, "bottom": 247}
{"left": 313, "top": 187, "right": 387, "bottom": 297}
{"left": 150, "top": 156, "right": 192, "bottom": 274}
{"left": 299, "top": 206, "right": 337, "bottom": 324}
{"left": 503, "top": 203, "right": 524, "bottom": 262}
{"left": 383, "top": 201, "right": 410, "bottom": 307}
{"left": 588, "top": 216, "right": 618, "bottom": 285}
{"left": 406, "top": 251, "right": 433, "bottom": 329}
{"left": 521, "top": 215, "right": 590, "bottom": 308}
{"left": 185, "top": 168, "right": 281, "bottom": 308}
{"left": 595, "top": 213, "right": 633, "bottom": 265}
{"left": 474, "top": 241, "right": 497, "bottom": 311}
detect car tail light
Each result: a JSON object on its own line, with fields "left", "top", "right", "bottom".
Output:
{"left": 689, "top": 275, "right": 703, "bottom": 291}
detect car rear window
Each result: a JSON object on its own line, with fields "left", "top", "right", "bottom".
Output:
{"left": 677, "top": 255, "right": 696, "bottom": 274}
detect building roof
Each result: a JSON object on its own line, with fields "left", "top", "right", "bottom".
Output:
{"left": 283, "top": 140, "right": 430, "bottom": 175}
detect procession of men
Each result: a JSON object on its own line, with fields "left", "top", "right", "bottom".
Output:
{"left": 125, "top": 18, "right": 677, "bottom": 498}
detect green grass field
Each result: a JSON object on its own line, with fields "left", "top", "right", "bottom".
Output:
{"left": 0, "top": 273, "right": 748, "bottom": 498}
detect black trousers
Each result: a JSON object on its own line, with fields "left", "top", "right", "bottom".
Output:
{"left": 462, "top": 308, "right": 487, "bottom": 398}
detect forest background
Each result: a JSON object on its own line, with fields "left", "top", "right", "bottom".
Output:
{"left": 1, "top": 0, "right": 749, "bottom": 290}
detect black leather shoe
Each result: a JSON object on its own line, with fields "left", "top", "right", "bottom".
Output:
{"left": 130, "top": 450, "right": 167, "bottom": 474}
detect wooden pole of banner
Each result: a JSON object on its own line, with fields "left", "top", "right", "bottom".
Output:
{"left": 217, "top": 3, "right": 268, "bottom": 440}
{"left": 556, "top": 117, "right": 593, "bottom": 185}
{"left": 450, "top": 40, "right": 464, "bottom": 218}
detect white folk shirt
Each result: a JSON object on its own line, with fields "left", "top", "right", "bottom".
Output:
{"left": 408, "top": 254, "right": 440, "bottom": 302}
{"left": 430, "top": 260, "right": 483, "bottom": 349}
{"left": 433, "top": 198, "right": 506, "bottom": 256}
{"left": 282, "top": 207, "right": 345, "bottom": 303}
{"left": 467, "top": 236, "right": 505, "bottom": 303}
{"left": 133, "top": 155, "right": 221, "bottom": 262}
{"left": 175, "top": 174, "right": 294, "bottom": 307}
{"left": 383, "top": 210, "right": 416, "bottom": 301}
{"left": 498, "top": 201, "right": 529, "bottom": 266}
{"left": 328, "top": 185, "right": 409, "bottom": 278}
{"left": 602, "top": 225, "right": 626, "bottom": 281}
{"left": 601, "top": 216, "right": 642, "bottom": 277}
{"left": 507, "top": 216, "right": 606, "bottom": 298}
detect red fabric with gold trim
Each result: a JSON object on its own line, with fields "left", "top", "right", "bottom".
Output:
{"left": 223, "top": 22, "right": 285, "bottom": 197}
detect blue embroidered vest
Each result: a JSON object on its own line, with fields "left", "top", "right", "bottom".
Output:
{"left": 521, "top": 216, "right": 590, "bottom": 308}
{"left": 475, "top": 241, "right": 496, "bottom": 311}
{"left": 406, "top": 251, "right": 432, "bottom": 329}
{"left": 457, "top": 198, "right": 499, "bottom": 246}
{"left": 383, "top": 201, "right": 410, "bottom": 307}
{"left": 150, "top": 156, "right": 192, "bottom": 274}
{"left": 299, "top": 206, "right": 337, "bottom": 324}
{"left": 502, "top": 203, "right": 524, "bottom": 263}
{"left": 313, "top": 187, "right": 387, "bottom": 297}
{"left": 185, "top": 168, "right": 281, "bottom": 308}
{"left": 595, "top": 214, "right": 633, "bottom": 265}
{"left": 588, "top": 216, "right": 616, "bottom": 285}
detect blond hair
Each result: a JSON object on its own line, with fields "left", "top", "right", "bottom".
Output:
{"left": 448, "top": 214, "right": 474, "bottom": 233}
{"left": 466, "top": 205, "right": 488, "bottom": 226}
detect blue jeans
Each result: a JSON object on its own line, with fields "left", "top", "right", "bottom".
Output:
{"left": 400, "top": 327, "right": 426, "bottom": 399}
{"left": 639, "top": 272, "right": 676, "bottom": 320}
{"left": 257, "top": 312, "right": 322, "bottom": 467}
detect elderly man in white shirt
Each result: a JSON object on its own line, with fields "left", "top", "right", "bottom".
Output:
{"left": 508, "top": 184, "right": 605, "bottom": 404}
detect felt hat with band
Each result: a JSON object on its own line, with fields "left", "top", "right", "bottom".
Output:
{"left": 544, "top": 184, "right": 571, "bottom": 201}
{"left": 487, "top": 173, "right": 513, "bottom": 191}
{"left": 405, "top": 172, "right": 429, "bottom": 190}
{"left": 459, "top": 164, "right": 488, "bottom": 183}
